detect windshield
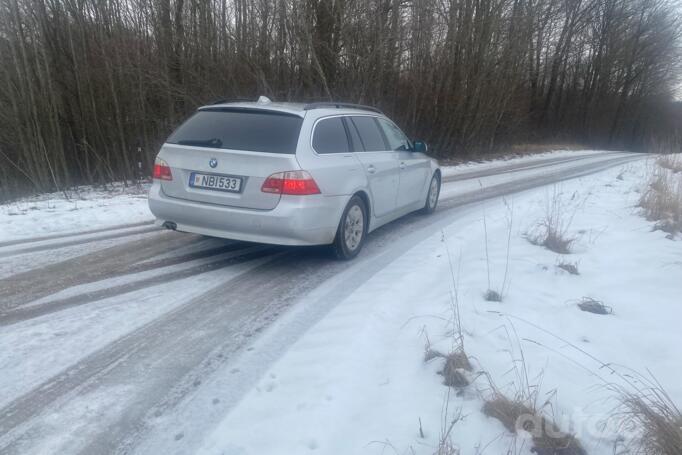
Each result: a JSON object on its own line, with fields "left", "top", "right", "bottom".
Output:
{"left": 166, "top": 109, "right": 303, "bottom": 154}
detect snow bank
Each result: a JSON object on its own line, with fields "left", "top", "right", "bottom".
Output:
{"left": 198, "top": 158, "right": 680, "bottom": 455}
{"left": 0, "top": 183, "right": 153, "bottom": 242}
{"left": 440, "top": 149, "right": 613, "bottom": 178}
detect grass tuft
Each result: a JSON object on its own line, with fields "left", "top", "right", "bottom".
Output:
{"left": 484, "top": 289, "right": 503, "bottom": 302}
{"left": 619, "top": 390, "right": 682, "bottom": 455}
{"left": 532, "top": 432, "right": 586, "bottom": 455}
{"left": 483, "top": 393, "right": 586, "bottom": 455}
{"left": 526, "top": 186, "right": 586, "bottom": 254}
{"left": 656, "top": 154, "right": 682, "bottom": 174}
{"left": 424, "top": 347, "right": 442, "bottom": 363}
{"left": 557, "top": 261, "right": 579, "bottom": 275}
{"left": 426, "top": 348, "right": 473, "bottom": 389}
{"left": 639, "top": 165, "right": 682, "bottom": 235}
{"left": 435, "top": 438, "right": 459, "bottom": 455}
{"left": 441, "top": 351, "right": 473, "bottom": 388}
{"left": 527, "top": 226, "right": 575, "bottom": 254}
{"left": 576, "top": 297, "right": 612, "bottom": 315}
{"left": 482, "top": 394, "right": 534, "bottom": 433}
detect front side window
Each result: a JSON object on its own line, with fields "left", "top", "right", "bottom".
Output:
{"left": 349, "top": 116, "right": 386, "bottom": 152}
{"left": 167, "top": 109, "right": 303, "bottom": 154}
{"left": 377, "top": 118, "right": 411, "bottom": 151}
{"left": 312, "top": 117, "right": 350, "bottom": 154}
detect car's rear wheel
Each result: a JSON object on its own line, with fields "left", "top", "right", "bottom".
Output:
{"left": 332, "top": 195, "right": 367, "bottom": 260}
{"left": 422, "top": 173, "right": 440, "bottom": 214}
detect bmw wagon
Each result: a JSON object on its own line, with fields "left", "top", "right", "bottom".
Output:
{"left": 148, "top": 97, "right": 441, "bottom": 259}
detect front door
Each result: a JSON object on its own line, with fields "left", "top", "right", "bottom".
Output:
{"left": 347, "top": 116, "right": 400, "bottom": 217}
{"left": 376, "top": 118, "right": 429, "bottom": 208}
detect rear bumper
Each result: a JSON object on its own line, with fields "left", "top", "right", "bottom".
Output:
{"left": 148, "top": 184, "right": 346, "bottom": 246}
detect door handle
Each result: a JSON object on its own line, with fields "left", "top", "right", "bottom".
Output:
{"left": 367, "top": 165, "right": 376, "bottom": 174}
{"left": 399, "top": 162, "right": 406, "bottom": 169}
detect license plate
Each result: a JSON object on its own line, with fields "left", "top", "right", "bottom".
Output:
{"left": 189, "top": 172, "right": 242, "bottom": 193}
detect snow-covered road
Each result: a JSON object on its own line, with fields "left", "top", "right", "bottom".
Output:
{"left": 0, "top": 150, "right": 652, "bottom": 454}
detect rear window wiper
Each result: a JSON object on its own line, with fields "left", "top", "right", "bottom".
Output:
{"left": 177, "top": 138, "right": 223, "bottom": 148}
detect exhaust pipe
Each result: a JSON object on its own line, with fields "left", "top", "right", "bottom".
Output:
{"left": 162, "top": 221, "right": 177, "bottom": 231}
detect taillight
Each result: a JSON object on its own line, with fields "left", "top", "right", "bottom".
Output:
{"left": 153, "top": 158, "right": 173, "bottom": 181}
{"left": 261, "top": 170, "right": 321, "bottom": 195}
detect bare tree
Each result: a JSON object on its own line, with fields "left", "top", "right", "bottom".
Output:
{"left": 0, "top": 0, "right": 680, "bottom": 200}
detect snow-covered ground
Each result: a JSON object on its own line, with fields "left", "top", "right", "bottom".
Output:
{"left": 440, "top": 149, "right": 613, "bottom": 178}
{"left": 0, "top": 257, "right": 266, "bottom": 410}
{"left": 193, "top": 158, "right": 680, "bottom": 455}
{"left": 3, "top": 151, "right": 674, "bottom": 455}
{"left": 0, "top": 182, "right": 152, "bottom": 242}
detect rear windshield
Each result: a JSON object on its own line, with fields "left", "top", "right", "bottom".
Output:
{"left": 166, "top": 109, "right": 303, "bottom": 154}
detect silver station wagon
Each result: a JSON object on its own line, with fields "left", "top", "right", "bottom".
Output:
{"left": 148, "top": 97, "right": 441, "bottom": 259}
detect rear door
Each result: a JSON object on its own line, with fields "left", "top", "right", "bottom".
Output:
{"left": 299, "top": 116, "right": 363, "bottom": 196}
{"left": 159, "top": 108, "right": 303, "bottom": 210}
{"left": 377, "top": 118, "right": 430, "bottom": 208}
{"left": 348, "top": 116, "right": 399, "bottom": 217}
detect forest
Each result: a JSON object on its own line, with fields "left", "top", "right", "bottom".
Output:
{"left": 0, "top": 0, "right": 680, "bottom": 199}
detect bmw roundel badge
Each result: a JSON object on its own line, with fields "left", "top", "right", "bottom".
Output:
{"left": 209, "top": 158, "right": 218, "bottom": 168}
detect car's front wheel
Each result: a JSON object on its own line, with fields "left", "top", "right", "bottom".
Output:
{"left": 332, "top": 195, "right": 367, "bottom": 260}
{"left": 422, "top": 173, "right": 441, "bottom": 214}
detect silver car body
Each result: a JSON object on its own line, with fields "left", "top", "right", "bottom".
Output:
{"left": 148, "top": 100, "right": 440, "bottom": 246}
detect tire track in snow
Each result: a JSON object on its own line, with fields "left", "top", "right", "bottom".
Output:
{"left": 0, "top": 233, "right": 248, "bottom": 312}
{"left": 0, "top": 221, "right": 154, "bottom": 248}
{"left": 439, "top": 154, "right": 642, "bottom": 210}
{"left": 0, "top": 225, "right": 160, "bottom": 259}
{"left": 0, "top": 246, "right": 276, "bottom": 327}
{"left": 441, "top": 150, "right": 628, "bottom": 183}
{"left": 0, "top": 251, "right": 340, "bottom": 455}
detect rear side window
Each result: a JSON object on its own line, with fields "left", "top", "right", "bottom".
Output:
{"left": 167, "top": 109, "right": 303, "bottom": 154}
{"left": 349, "top": 116, "right": 386, "bottom": 152}
{"left": 378, "top": 118, "right": 411, "bottom": 151}
{"left": 313, "top": 117, "right": 350, "bottom": 154}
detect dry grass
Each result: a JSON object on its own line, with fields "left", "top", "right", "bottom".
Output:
{"left": 557, "top": 261, "right": 579, "bottom": 275}
{"left": 607, "top": 371, "right": 682, "bottom": 455}
{"left": 656, "top": 154, "right": 682, "bottom": 173}
{"left": 482, "top": 394, "right": 535, "bottom": 433}
{"left": 434, "top": 399, "right": 463, "bottom": 455}
{"left": 532, "top": 431, "right": 586, "bottom": 455}
{"left": 425, "top": 348, "right": 473, "bottom": 388}
{"left": 619, "top": 390, "right": 682, "bottom": 455}
{"left": 482, "top": 393, "right": 586, "bottom": 455}
{"left": 441, "top": 351, "right": 472, "bottom": 388}
{"left": 639, "top": 164, "right": 682, "bottom": 235}
{"left": 528, "top": 226, "right": 575, "bottom": 254}
{"left": 484, "top": 289, "right": 503, "bottom": 302}
{"left": 527, "top": 187, "right": 583, "bottom": 254}
{"left": 576, "top": 297, "right": 612, "bottom": 315}
{"left": 434, "top": 439, "right": 459, "bottom": 455}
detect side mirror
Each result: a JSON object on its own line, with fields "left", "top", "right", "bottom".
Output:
{"left": 413, "top": 140, "right": 428, "bottom": 153}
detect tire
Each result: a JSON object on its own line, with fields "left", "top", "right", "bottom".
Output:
{"left": 422, "top": 172, "right": 441, "bottom": 214}
{"left": 331, "top": 195, "right": 368, "bottom": 260}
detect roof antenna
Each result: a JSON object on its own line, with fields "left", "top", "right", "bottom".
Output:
{"left": 257, "top": 96, "right": 272, "bottom": 104}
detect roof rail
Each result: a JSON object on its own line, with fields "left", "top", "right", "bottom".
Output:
{"left": 209, "top": 97, "right": 253, "bottom": 105}
{"left": 303, "top": 102, "right": 382, "bottom": 114}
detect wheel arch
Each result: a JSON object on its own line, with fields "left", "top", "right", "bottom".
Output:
{"left": 353, "top": 190, "right": 371, "bottom": 224}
